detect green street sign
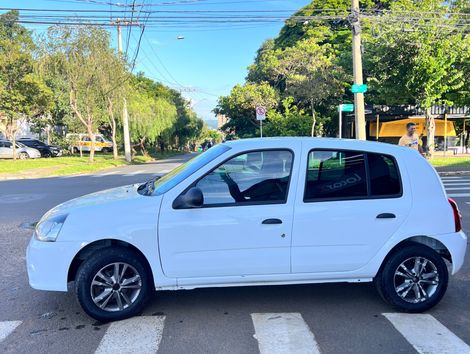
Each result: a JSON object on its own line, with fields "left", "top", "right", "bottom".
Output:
{"left": 339, "top": 103, "right": 354, "bottom": 112}
{"left": 351, "top": 84, "right": 368, "bottom": 93}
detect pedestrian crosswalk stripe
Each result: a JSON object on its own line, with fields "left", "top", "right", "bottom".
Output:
{"left": 445, "top": 187, "right": 470, "bottom": 191}
{"left": 251, "top": 313, "right": 321, "bottom": 354}
{"left": 447, "top": 193, "right": 470, "bottom": 198}
{"left": 0, "top": 321, "right": 21, "bottom": 343}
{"left": 159, "top": 169, "right": 171, "bottom": 173}
{"left": 383, "top": 313, "right": 470, "bottom": 354}
{"left": 94, "top": 316, "right": 165, "bottom": 354}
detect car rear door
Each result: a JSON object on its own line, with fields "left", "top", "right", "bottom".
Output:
{"left": 291, "top": 145, "right": 412, "bottom": 274}
{"left": 158, "top": 144, "right": 301, "bottom": 279}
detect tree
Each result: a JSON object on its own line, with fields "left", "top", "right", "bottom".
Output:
{"left": 127, "top": 87, "right": 177, "bottom": 156}
{"left": 132, "top": 74, "right": 204, "bottom": 151}
{"left": 365, "top": 0, "right": 468, "bottom": 155}
{"left": 96, "top": 48, "right": 128, "bottom": 159}
{"left": 0, "top": 11, "right": 52, "bottom": 158}
{"left": 214, "top": 82, "right": 279, "bottom": 138}
{"left": 46, "top": 26, "right": 113, "bottom": 162}
{"left": 264, "top": 97, "right": 313, "bottom": 137}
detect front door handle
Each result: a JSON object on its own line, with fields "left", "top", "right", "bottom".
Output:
{"left": 262, "top": 218, "right": 283, "bottom": 225}
{"left": 377, "top": 213, "right": 396, "bottom": 219}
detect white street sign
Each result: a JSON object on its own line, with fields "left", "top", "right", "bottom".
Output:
{"left": 256, "top": 106, "right": 266, "bottom": 121}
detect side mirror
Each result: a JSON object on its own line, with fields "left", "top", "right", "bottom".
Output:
{"left": 173, "top": 187, "right": 204, "bottom": 209}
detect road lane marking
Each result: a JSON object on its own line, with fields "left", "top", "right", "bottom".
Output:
{"left": 95, "top": 316, "right": 165, "bottom": 354}
{"left": 159, "top": 169, "right": 171, "bottom": 173}
{"left": 447, "top": 193, "right": 470, "bottom": 198}
{"left": 251, "top": 313, "right": 321, "bottom": 354}
{"left": 123, "top": 170, "right": 146, "bottom": 177}
{"left": 92, "top": 171, "right": 120, "bottom": 177}
{"left": 383, "top": 313, "right": 470, "bottom": 354}
{"left": 0, "top": 321, "right": 21, "bottom": 343}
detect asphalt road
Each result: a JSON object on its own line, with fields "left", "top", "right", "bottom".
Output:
{"left": 0, "top": 155, "right": 469, "bottom": 354}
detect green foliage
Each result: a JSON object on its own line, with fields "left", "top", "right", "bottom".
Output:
{"left": 128, "top": 89, "right": 177, "bottom": 143}
{"left": 364, "top": 0, "right": 467, "bottom": 108}
{"left": 0, "top": 11, "right": 52, "bottom": 142}
{"left": 215, "top": 82, "right": 279, "bottom": 138}
{"left": 131, "top": 74, "right": 204, "bottom": 150}
{"left": 264, "top": 97, "right": 313, "bottom": 137}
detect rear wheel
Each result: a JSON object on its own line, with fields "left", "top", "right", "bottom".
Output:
{"left": 75, "top": 247, "right": 152, "bottom": 322}
{"left": 375, "top": 244, "right": 448, "bottom": 312}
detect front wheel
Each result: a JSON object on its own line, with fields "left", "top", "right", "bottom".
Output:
{"left": 375, "top": 244, "right": 448, "bottom": 313}
{"left": 18, "top": 152, "right": 29, "bottom": 160}
{"left": 75, "top": 247, "right": 153, "bottom": 322}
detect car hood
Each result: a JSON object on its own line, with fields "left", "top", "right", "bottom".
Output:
{"left": 41, "top": 184, "right": 145, "bottom": 220}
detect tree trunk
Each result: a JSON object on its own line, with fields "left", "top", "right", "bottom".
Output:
{"left": 46, "top": 125, "right": 51, "bottom": 145}
{"left": 425, "top": 107, "right": 435, "bottom": 157}
{"left": 310, "top": 101, "right": 316, "bottom": 137}
{"left": 7, "top": 117, "right": 18, "bottom": 160}
{"left": 139, "top": 137, "right": 147, "bottom": 156}
{"left": 112, "top": 123, "right": 118, "bottom": 160}
{"left": 107, "top": 97, "right": 118, "bottom": 160}
{"left": 465, "top": 125, "right": 469, "bottom": 152}
{"left": 12, "top": 134, "right": 17, "bottom": 160}
{"left": 87, "top": 129, "right": 95, "bottom": 163}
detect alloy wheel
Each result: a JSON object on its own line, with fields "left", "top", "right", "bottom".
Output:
{"left": 393, "top": 256, "right": 439, "bottom": 304}
{"left": 90, "top": 262, "right": 142, "bottom": 312}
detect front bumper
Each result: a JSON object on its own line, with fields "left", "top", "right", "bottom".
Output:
{"left": 26, "top": 234, "right": 84, "bottom": 292}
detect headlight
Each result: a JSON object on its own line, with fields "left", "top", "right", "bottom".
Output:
{"left": 35, "top": 214, "right": 68, "bottom": 242}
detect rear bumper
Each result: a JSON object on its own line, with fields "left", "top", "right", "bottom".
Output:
{"left": 438, "top": 230, "right": 468, "bottom": 274}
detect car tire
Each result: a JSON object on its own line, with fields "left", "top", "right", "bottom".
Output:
{"left": 18, "top": 152, "right": 29, "bottom": 160}
{"left": 375, "top": 244, "right": 448, "bottom": 313}
{"left": 75, "top": 247, "right": 153, "bottom": 322}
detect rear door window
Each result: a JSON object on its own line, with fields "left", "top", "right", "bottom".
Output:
{"left": 305, "top": 150, "right": 367, "bottom": 201}
{"left": 304, "top": 149, "right": 401, "bottom": 202}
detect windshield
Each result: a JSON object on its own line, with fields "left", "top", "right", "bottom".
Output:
{"left": 153, "top": 144, "right": 231, "bottom": 195}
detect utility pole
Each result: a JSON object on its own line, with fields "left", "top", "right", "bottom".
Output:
{"left": 351, "top": 0, "right": 366, "bottom": 140}
{"left": 116, "top": 21, "right": 132, "bottom": 162}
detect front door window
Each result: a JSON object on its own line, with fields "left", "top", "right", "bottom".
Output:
{"left": 195, "top": 150, "right": 293, "bottom": 206}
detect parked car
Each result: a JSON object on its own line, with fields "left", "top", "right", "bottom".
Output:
{"left": 17, "top": 138, "right": 62, "bottom": 158}
{"left": 66, "top": 133, "right": 113, "bottom": 153}
{"left": 0, "top": 140, "right": 41, "bottom": 159}
{"left": 26, "top": 137, "right": 466, "bottom": 322}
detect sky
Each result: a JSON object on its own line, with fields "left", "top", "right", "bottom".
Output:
{"left": 2, "top": 0, "right": 312, "bottom": 123}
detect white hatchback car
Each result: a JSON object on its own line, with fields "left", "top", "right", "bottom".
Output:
{"left": 27, "top": 138, "right": 467, "bottom": 322}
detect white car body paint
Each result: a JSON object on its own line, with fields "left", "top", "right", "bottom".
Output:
{"left": 27, "top": 137, "right": 467, "bottom": 295}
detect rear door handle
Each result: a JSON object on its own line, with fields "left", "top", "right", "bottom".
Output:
{"left": 262, "top": 218, "right": 283, "bottom": 225}
{"left": 377, "top": 213, "right": 396, "bottom": 219}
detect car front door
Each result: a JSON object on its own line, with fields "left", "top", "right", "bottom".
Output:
{"left": 158, "top": 146, "right": 300, "bottom": 279}
{"left": 291, "top": 147, "right": 412, "bottom": 274}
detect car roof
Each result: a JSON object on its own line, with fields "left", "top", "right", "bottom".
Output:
{"left": 222, "top": 137, "right": 412, "bottom": 156}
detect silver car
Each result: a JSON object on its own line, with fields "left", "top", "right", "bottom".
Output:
{"left": 0, "top": 140, "right": 41, "bottom": 159}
